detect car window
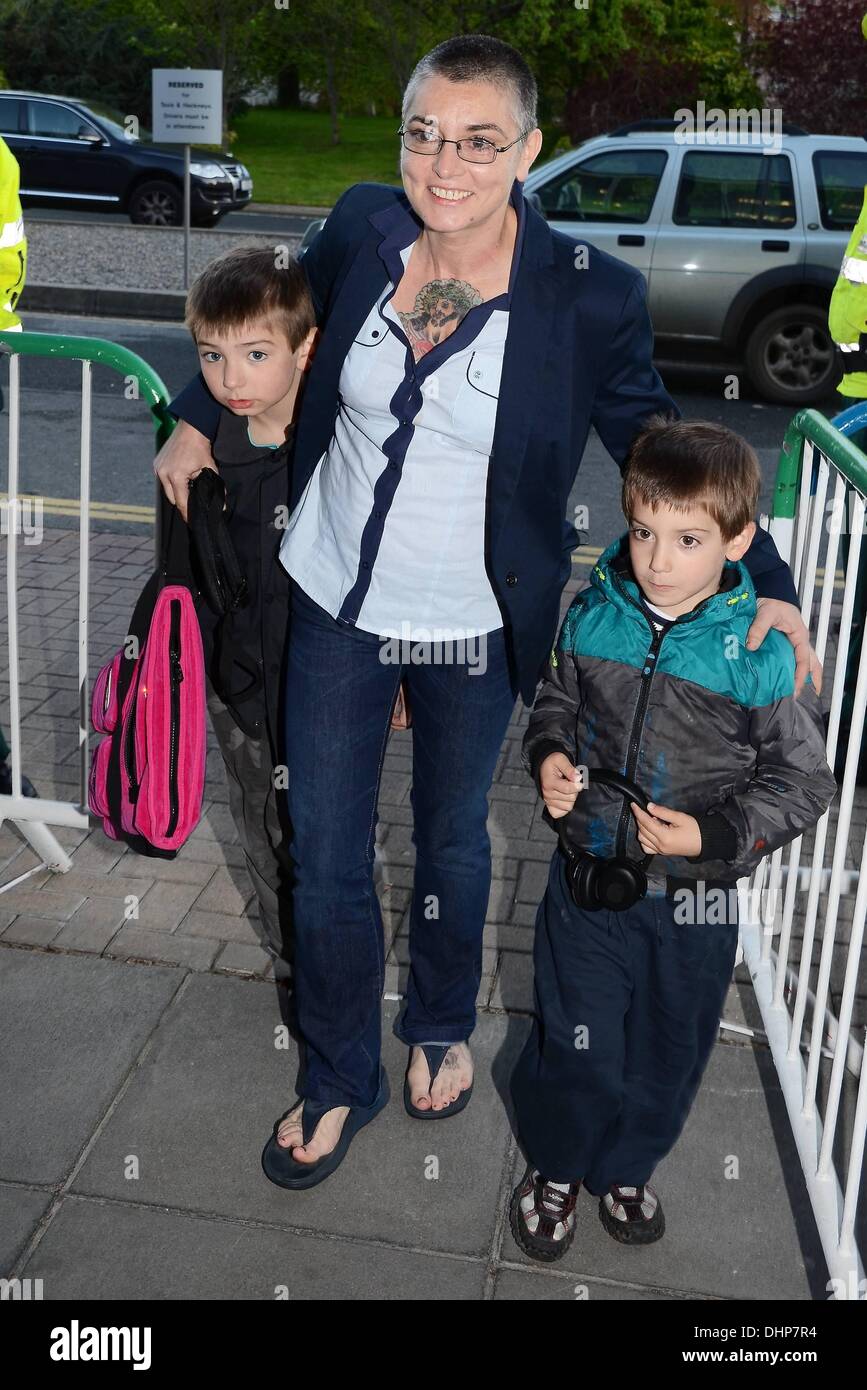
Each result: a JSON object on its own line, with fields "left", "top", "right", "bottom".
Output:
{"left": 812, "top": 151, "right": 867, "bottom": 231}
{"left": 0, "top": 97, "right": 25, "bottom": 135}
{"left": 673, "top": 150, "right": 796, "bottom": 228}
{"left": 536, "top": 149, "right": 667, "bottom": 223}
{"left": 28, "top": 100, "right": 97, "bottom": 140}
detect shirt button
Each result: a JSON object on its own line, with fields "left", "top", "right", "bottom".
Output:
{"left": 389, "top": 461, "right": 397, "bottom": 470}
{"left": 506, "top": 572, "right": 518, "bottom": 587}
{"left": 362, "top": 560, "right": 370, "bottom": 570}
{"left": 374, "top": 510, "right": 383, "bottom": 519}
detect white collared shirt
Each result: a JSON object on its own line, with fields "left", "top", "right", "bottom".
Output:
{"left": 277, "top": 178, "right": 528, "bottom": 639}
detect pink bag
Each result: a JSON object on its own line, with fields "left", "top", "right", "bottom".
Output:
{"left": 89, "top": 500, "right": 206, "bottom": 855}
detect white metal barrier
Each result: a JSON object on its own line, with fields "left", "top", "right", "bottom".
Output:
{"left": 0, "top": 331, "right": 173, "bottom": 888}
{"left": 740, "top": 408, "right": 867, "bottom": 1300}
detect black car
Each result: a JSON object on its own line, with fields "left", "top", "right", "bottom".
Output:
{"left": 0, "top": 90, "right": 253, "bottom": 226}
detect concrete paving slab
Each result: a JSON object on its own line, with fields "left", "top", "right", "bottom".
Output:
{"left": 70, "top": 984, "right": 521, "bottom": 1259}
{"left": 0, "top": 950, "right": 183, "bottom": 1185}
{"left": 493, "top": 1266, "right": 683, "bottom": 1300}
{"left": 501, "top": 1041, "right": 828, "bottom": 1301}
{"left": 21, "top": 1198, "right": 488, "bottom": 1300}
{"left": 0, "top": 1184, "right": 52, "bottom": 1271}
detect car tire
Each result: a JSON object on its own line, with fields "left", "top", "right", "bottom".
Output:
{"left": 128, "top": 180, "right": 183, "bottom": 227}
{"left": 744, "top": 303, "right": 838, "bottom": 406}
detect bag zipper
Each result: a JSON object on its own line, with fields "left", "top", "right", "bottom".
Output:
{"left": 125, "top": 662, "right": 141, "bottom": 803}
{"left": 167, "top": 599, "right": 183, "bottom": 838}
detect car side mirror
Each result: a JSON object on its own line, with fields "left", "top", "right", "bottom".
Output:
{"left": 77, "top": 126, "right": 102, "bottom": 143}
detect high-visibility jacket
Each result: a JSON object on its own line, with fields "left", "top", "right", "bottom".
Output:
{"left": 828, "top": 184, "right": 867, "bottom": 398}
{"left": 0, "top": 135, "right": 26, "bottom": 333}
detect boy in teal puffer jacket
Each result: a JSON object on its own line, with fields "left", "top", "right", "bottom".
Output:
{"left": 509, "top": 415, "right": 837, "bottom": 1263}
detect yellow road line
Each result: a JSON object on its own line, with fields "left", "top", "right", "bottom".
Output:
{"left": 1, "top": 492, "right": 154, "bottom": 523}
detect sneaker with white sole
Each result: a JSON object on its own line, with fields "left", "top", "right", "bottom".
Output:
{"left": 509, "top": 1164, "right": 581, "bottom": 1263}
{"left": 598, "top": 1182, "right": 665, "bottom": 1244}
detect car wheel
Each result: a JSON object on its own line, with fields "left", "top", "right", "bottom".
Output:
{"left": 744, "top": 304, "right": 837, "bottom": 405}
{"left": 129, "top": 181, "right": 183, "bottom": 226}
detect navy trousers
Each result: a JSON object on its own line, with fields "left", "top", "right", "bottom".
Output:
{"left": 510, "top": 849, "right": 739, "bottom": 1191}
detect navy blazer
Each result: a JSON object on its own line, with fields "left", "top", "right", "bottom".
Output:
{"left": 168, "top": 180, "right": 798, "bottom": 705}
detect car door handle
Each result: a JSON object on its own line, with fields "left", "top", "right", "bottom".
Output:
{"left": 617, "top": 234, "right": 645, "bottom": 246}
{"left": 762, "top": 240, "right": 790, "bottom": 252}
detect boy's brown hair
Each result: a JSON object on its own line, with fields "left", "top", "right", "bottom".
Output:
{"left": 621, "top": 414, "right": 761, "bottom": 543}
{"left": 184, "top": 245, "right": 315, "bottom": 350}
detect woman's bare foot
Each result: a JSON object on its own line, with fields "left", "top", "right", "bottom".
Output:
{"left": 407, "top": 1042, "right": 473, "bottom": 1111}
{"left": 275, "top": 1102, "right": 351, "bottom": 1163}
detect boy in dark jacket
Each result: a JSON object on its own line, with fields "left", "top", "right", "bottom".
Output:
{"left": 509, "top": 416, "right": 837, "bottom": 1262}
{"left": 179, "top": 246, "right": 317, "bottom": 980}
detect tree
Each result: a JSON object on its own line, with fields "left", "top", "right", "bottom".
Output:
{"left": 751, "top": 0, "right": 867, "bottom": 135}
{"left": 254, "top": 0, "right": 390, "bottom": 143}
{"left": 556, "top": 0, "right": 761, "bottom": 144}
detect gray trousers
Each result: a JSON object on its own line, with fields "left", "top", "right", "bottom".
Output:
{"left": 205, "top": 677, "right": 295, "bottom": 979}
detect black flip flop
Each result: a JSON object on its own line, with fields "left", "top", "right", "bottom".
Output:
{"left": 403, "top": 1043, "right": 474, "bottom": 1120}
{"left": 261, "top": 1066, "right": 390, "bottom": 1190}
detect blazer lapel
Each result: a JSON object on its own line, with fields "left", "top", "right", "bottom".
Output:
{"left": 487, "top": 206, "right": 559, "bottom": 554}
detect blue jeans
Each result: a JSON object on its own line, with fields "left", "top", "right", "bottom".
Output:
{"left": 283, "top": 581, "right": 519, "bottom": 1109}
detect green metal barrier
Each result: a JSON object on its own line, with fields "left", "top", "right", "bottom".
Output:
{"left": 0, "top": 330, "right": 177, "bottom": 450}
{"left": 774, "top": 407, "right": 867, "bottom": 520}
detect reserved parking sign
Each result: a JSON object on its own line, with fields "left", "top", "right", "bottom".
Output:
{"left": 151, "top": 69, "right": 223, "bottom": 144}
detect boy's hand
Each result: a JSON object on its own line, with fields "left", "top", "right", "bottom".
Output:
{"left": 154, "top": 418, "right": 220, "bottom": 523}
{"left": 539, "top": 752, "right": 585, "bottom": 819}
{"left": 630, "top": 801, "right": 701, "bottom": 857}
{"left": 390, "top": 679, "right": 411, "bottom": 730}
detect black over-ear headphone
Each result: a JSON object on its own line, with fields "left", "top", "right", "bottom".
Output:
{"left": 543, "top": 768, "right": 654, "bottom": 912}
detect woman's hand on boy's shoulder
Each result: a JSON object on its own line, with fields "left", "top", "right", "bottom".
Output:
{"left": 154, "top": 418, "right": 220, "bottom": 523}
{"left": 746, "top": 597, "right": 822, "bottom": 698}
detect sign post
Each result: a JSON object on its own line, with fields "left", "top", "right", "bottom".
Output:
{"left": 151, "top": 68, "right": 223, "bottom": 290}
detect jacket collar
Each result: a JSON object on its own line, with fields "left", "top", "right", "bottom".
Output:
{"left": 590, "top": 529, "right": 755, "bottom": 628}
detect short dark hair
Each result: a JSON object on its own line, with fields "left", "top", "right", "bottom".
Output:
{"left": 402, "top": 34, "right": 537, "bottom": 140}
{"left": 184, "top": 245, "right": 315, "bottom": 351}
{"left": 621, "top": 414, "right": 761, "bottom": 543}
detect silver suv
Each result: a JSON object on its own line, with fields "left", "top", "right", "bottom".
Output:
{"left": 522, "top": 121, "right": 867, "bottom": 405}
{"left": 300, "top": 121, "right": 867, "bottom": 405}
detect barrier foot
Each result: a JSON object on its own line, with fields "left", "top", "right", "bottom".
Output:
{"left": 7, "top": 819, "right": 73, "bottom": 875}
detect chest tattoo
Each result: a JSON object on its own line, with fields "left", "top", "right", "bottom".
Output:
{"left": 396, "top": 277, "right": 482, "bottom": 363}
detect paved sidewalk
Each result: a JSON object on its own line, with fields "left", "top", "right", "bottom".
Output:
{"left": 0, "top": 529, "right": 860, "bottom": 1298}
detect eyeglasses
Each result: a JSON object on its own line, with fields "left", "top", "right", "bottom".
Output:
{"left": 397, "top": 124, "right": 531, "bottom": 164}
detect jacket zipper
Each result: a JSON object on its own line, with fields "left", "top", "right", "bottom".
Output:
{"left": 609, "top": 567, "right": 712, "bottom": 857}
{"left": 167, "top": 599, "right": 183, "bottom": 838}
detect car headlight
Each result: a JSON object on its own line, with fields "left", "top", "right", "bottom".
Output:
{"left": 190, "top": 161, "right": 227, "bottom": 180}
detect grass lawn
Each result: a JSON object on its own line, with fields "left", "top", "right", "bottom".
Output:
{"left": 230, "top": 108, "right": 403, "bottom": 206}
